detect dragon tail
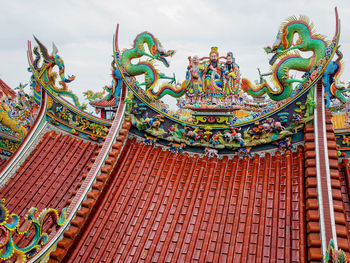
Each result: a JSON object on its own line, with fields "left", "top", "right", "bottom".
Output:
{"left": 147, "top": 82, "right": 187, "bottom": 100}
{"left": 241, "top": 78, "right": 289, "bottom": 101}
{"left": 71, "top": 94, "right": 87, "bottom": 110}
{"left": 56, "top": 89, "right": 87, "bottom": 110}
{"left": 241, "top": 78, "right": 272, "bottom": 97}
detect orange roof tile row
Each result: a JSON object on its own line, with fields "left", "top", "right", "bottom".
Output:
{"left": 52, "top": 138, "right": 307, "bottom": 262}
{"left": 324, "top": 112, "right": 350, "bottom": 255}
{"left": 49, "top": 118, "right": 132, "bottom": 263}
{"left": 304, "top": 123, "right": 323, "bottom": 261}
{"left": 89, "top": 98, "right": 117, "bottom": 108}
{"left": 340, "top": 160, "right": 350, "bottom": 252}
{"left": 304, "top": 111, "right": 350, "bottom": 261}
{"left": 0, "top": 158, "right": 8, "bottom": 170}
{"left": 0, "top": 130, "right": 100, "bottom": 247}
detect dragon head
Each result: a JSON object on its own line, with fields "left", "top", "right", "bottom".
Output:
{"left": 264, "top": 31, "right": 288, "bottom": 65}
{"left": 153, "top": 39, "right": 175, "bottom": 67}
{"left": 265, "top": 32, "right": 282, "bottom": 52}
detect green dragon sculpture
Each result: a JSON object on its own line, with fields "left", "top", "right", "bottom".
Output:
{"left": 0, "top": 199, "right": 67, "bottom": 261}
{"left": 242, "top": 16, "right": 328, "bottom": 101}
{"left": 33, "top": 37, "right": 87, "bottom": 110}
{"left": 121, "top": 32, "right": 186, "bottom": 100}
{"left": 84, "top": 89, "right": 106, "bottom": 101}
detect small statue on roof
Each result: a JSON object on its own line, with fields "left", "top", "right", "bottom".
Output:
{"left": 185, "top": 55, "right": 204, "bottom": 105}
{"left": 202, "top": 47, "right": 224, "bottom": 104}
{"left": 222, "top": 52, "right": 241, "bottom": 105}
{"left": 183, "top": 47, "right": 242, "bottom": 108}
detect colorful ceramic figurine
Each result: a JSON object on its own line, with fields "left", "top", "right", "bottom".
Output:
{"left": 223, "top": 52, "right": 241, "bottom": 104}
{"left": 202, "top": 47, "right": 223, "bottom": 104}
{"left": 185, "top": 55, "right": 204, "bottom": 104}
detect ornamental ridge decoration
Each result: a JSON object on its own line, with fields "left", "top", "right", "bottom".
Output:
{"left": 0, "top": 199, "right": 67, "bottom": 262}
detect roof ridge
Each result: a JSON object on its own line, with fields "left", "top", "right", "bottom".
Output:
{"left": 49, "top": 118, "right": 132, "bottom": 262}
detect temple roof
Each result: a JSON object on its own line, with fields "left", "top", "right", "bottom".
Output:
{"left": 89, "top": 97, "right": 117, "bottom": 108}
{"left": 340, "top": 160, "right": 350, "bottom": 246}
{"left": 0, "top": 158, "right": 7, "bottom": 170}
{"left": 4, "top": 11, "right": 350, "bottom": 261}
{"left": 0, "top": 78, "right": 16, "bottom": 98}
{"left": 0, "top": 130, "right": 100, "bottom": 247}
{"left": 2, "top": 99, "right": 350, "bottom": 261}
{"left": 53, "top": 138, "right": 306, "bottom": 262}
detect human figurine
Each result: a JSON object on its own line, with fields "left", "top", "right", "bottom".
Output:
{"left": 223, "top": 52, "right": 241, "bottom": 105}
{"left": 203, "top": 47, "right": 223, "bottom": 104}
{"left": 185, "top": 55, "right": 204, "bottom": 105}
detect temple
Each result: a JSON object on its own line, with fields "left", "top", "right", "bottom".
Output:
{"left": 1, "top": 8, "right": 350, "bottom": 262}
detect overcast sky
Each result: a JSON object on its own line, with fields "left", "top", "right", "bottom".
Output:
{"left": 1, "top": 0, "right": 349, "bottom": 110}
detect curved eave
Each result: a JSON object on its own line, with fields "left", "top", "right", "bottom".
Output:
{"left": 0, "top": 88, "right": 47, "bottom": 181}
{"left": 29, "top": 77, "right": 128, "bottom": 262}
{"left": 27, "top": 42, "right": 112, "bottom": 127}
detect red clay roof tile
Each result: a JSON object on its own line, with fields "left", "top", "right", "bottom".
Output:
{"left": 89, "top": 97, "right": 117, "bottom": 108}
{"left": 0, "top": 131, "right": 100, "bottom": 248}
{"left": 0, "top": 158, "right": 8, "bottom": 170}
{"left": 60, "top": 140, "right": 306, "bottom": 262}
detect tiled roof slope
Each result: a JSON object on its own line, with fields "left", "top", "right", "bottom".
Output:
{"left": 89, "top": 98, "right": 117, "bottom": 108}
{"left": 304, "top": 111, "right": 350, "bottom": 261}
{"left": 0, "top": 158, "right": 7, "bottom": 170}
{"left": 0, "top": 78, "right": 16, "bottom": 98}
{"left": 304, "top": 123, "right": 323, "bottom": 261}
{"left": 324, "top": 111, "right": 350, "bottom": 256}
{"left": 60, "top": 140, "right": 306, "bottom": 262}
{"left": 0, "top": 130, "right": 100, "bottom": 246}
{"left": 340, "top": 159, "right": 350, "bottom": 254}
{"left": 49, "top": 118, "right": 132, "bottom": 262}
